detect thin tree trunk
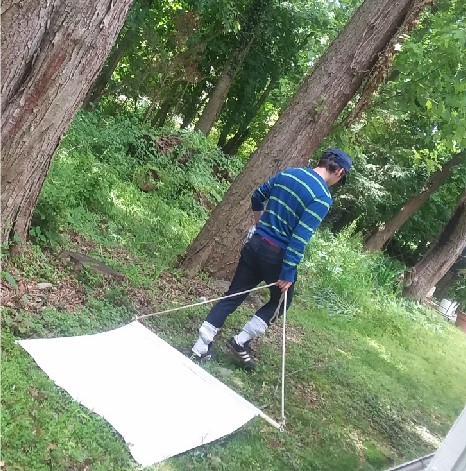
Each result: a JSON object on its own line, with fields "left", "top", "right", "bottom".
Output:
{"left": 194, "top": 0, "right": 271, "bottom": 136}
{"left": 403, "top": 189, "right": 466, "bottom": 301}
{"left": 364, "top": 151, "right": 465, "bottom": 252}
{"left": 83, "top": 27, "right": 136, "bottom": 108}
{"left": 181, "top": 101, "right": 200, "bottom": 128}
{"left": 222, "top": 128, "right": 250, "bottom": 155}
{"left": 177, "top": 81, "right": 204, "bottom": 128}
{"left": 182, "top": 93, "right": 206, "bottom": 128}
{"left": 222, "top": 79, "right": 275, "bottom": 154}
{"left": 181, "top": 0, "right": 429, "bottom": 279}
{"left": 151, "top": 95, "right": 174, "bottom": 127}
{"left": 1, "top": 0, "right": 132, "bottom": 246}
{"left": 217, "top": 125, "right": 231, "bottom": 149}
{"left": 194, "top": 39, "right": 254, "bottom": 136}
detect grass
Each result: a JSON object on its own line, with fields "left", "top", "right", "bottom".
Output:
{"left": 2, "top": 113, "right": 466, "bottom": 470}
{"left": 2, "top": 239, "right": 466, "bottom": 470}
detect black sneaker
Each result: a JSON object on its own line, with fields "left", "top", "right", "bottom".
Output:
{"left": 227, "top": 337, "right": 256, "bottom": 370}
{"left": 191, "top": 343, "right": 214, "bottom": 361}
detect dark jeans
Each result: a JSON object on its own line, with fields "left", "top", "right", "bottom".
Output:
{"left": 205, "top": 234, "right": 295, "bottom": 329}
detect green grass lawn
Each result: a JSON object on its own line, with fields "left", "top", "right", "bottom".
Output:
{"left": 2, "top": 254, "right": 465, "bottom": 471}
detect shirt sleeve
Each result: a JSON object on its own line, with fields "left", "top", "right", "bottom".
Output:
{"left": 251, "top": 173, "right": 279, "bottom": 211}
{"left": 279, "top": 198, "right": 330, "bottom": 282}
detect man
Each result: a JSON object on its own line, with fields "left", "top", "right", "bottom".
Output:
{"left": 191, "top": 149, "right": 352, "bottom": 369}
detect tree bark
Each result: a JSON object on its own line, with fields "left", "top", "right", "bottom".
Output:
{"left": 364, "top": 150, "right": 465, "bottom": 252}
{"left": 181, "top": 0, "right": 428, "bottom": 279}
{"left": 217, "top": 124, "right": 231, "bottom": 149}
{"left": 1, "top": 0, "right": 133, "bottom": 246}
{"left": 181, "top": 100, "right": 200, "bottom": 129}
{"left": 180, "top": 83, "right": 205, "bottom": 128}
{"left": 403, "top": 189, "right": 466, "bottom": 301}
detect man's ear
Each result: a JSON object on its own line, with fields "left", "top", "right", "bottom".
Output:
{"left": 336, "top": 168, "right": 346, "bottom": 185}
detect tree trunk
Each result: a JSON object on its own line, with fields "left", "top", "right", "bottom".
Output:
{"left": 1, "top": 0, "right": 132, "bottom": 246}
{"left": 151, "top": 94, "right": 175, "bottom": 128}
{"left": 222, "top": 79, "right": 275, "bottom": 154}
{"left": 222, "top": 129, "right": 250, "bottom": 155}
{"left": 181, "top": 100, "right": 200, "bottom": 129}
{"left": 194, "top": 0, "right": 271, "bottom": 136}
{"left": 194, "top": 39, "right": 254, "bottom": 136}
{"left": 181, "top": 0, "right": 427, "bottom": 279}
{"left": 403, "top": 189, "right": 466, "bottom": 301}
{"left": 180, "top": 83, "right": 205, "bottom": 128}
{"left": 83, "top": 26, "right": 135, "bottom": 108}
{"left": 364, "top": 151, "right": 465, "bottom": 252}
{"left": 217, "top": 125, "right": 231, "bottom": 149}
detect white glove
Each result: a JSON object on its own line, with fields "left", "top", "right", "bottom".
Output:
{"left": 243, "top": 225, "right": 256, "bottom": 245}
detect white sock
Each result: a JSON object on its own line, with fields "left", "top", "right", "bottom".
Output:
{"left": 235, "top": 331, "right": 253, "bottom": 347}
{"left": 192, "top": 337, "right": 209, "bottom": 356}
{"left": 234, "top": 315, "right": 267, "bottom": 346}
{"left": 192, "top": 322, "right": 218, "bottom": 356}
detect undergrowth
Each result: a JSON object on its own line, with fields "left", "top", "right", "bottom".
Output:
{"left": 30, "top": 109, "right": 242, "bottom": 281}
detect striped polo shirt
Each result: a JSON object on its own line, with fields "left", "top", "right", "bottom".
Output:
{"left": 251, "top": 168, "right": 332, "bottom": 282}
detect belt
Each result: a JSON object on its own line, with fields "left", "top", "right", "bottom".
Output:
{"left": 260, "top": 236, "right": 278, "bottom": 247}
{"left": 258, "top": 235, "right": 282, "bottom": 253}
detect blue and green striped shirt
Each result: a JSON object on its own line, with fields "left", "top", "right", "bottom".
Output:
{"left": 251, "top": 168, "right": 332, "bottom": 282}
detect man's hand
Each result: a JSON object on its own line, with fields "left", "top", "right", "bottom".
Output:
{"left": 276, "top": 280, "right": 292, "bottom": 292}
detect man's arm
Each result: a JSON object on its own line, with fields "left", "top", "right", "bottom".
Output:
{"left": 279, "top": 199, "right": 331, "bottom": 285}
{"left": 253, "top": 210, "right": 263, "bottom": 226}
{"left": 251, "top": 174, "right": 279, "bottom": 213}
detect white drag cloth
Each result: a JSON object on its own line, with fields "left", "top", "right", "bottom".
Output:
{"left": 17, "top": 321, "right": 260, "bottom": 467}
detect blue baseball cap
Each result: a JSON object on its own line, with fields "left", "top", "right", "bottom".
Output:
{"left": 322, "top": 149, "right": 352, "bottom": 184}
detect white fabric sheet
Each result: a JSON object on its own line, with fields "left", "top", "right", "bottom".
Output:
{"left": 17, "top": 321, "right": 260, "bottom": 466}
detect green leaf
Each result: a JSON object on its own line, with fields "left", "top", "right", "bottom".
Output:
{"left": 1, "top": 271, "right": 17, "bottom": 288}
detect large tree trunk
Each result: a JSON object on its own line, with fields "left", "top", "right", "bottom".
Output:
{"left": 1, "top": 0, "right": 132, "bottom": 246}
{"left": 181, "top": 0, "right": 428, "bottom": 279}
{"left": 403, "top": 189, "right": 466, "bottom": 301}
{"left": 364, "top": 151, "right": 465, "bottom": 252}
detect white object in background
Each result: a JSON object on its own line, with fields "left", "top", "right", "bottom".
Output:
{"left": 17, "top": 322, "right": 261, "bottom": 467}
{"left": 439, "top": 299, "right": 459, "bottom": 318}
{"left": 426, "top": 406, "right": 466, "bottom": 471}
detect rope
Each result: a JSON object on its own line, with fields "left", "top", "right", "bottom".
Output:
{"left": 269, "top": 291, "right": 287, "bottom": 429}
{"left": 280, "top": 290, "right": 287, "bottom": 430}
{"left": 134, "top": 282, "right": 277, "bottom": 321}
{"left": 134, "top": 280, "right": 289, "bottom": 431}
